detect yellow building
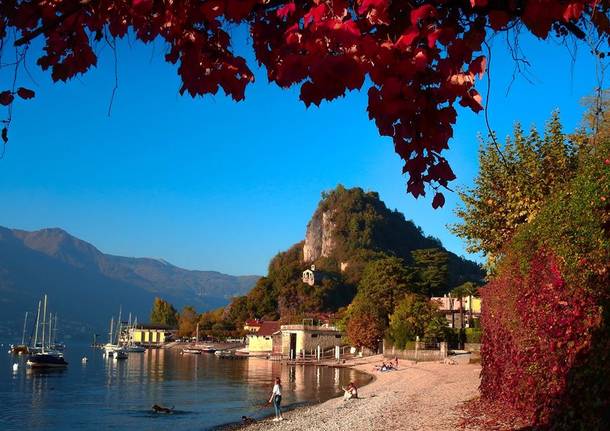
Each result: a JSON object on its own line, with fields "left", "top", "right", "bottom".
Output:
{"left": 130, "top": 325, "right": 173, "bottom": 346}
{"left": 467, "top": 297, "right": 482, "bottom": 314}
{"left": 246, "top": 321, "right": 280, "bottom": 355}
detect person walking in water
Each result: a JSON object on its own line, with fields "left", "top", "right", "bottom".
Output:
{"left": 269, "top": 377, "right": 283, "bottom": 421}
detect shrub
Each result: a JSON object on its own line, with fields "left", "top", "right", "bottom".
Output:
{"left": 464, "top": 328, "right": 481, "bottom": 344}
{"left": 479, "top": 142, "right": 610, "bottom": 429}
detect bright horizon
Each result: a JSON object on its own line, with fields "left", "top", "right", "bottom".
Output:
{"left": 0, "top": 28, "right": 600, "bottom": 275}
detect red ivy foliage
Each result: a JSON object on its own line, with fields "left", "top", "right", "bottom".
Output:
{"left": 1, "top": 1, "right": 609, "bottom": 203}
{"left": 480, "top": 249, "right": 606, "bottom": 427}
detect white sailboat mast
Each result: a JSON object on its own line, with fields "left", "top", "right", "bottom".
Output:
{"left": 109, "top": 317, "right": 114, "bottom": 344}
{"left": 21, "top": 311, "right": 29, "bottom": 345}
{"left": 41, "top": 294, "right": 48, "bottom": 352}
{"left": 48, "top": 312, "right": 53, "bottom": 347}
{"left": 116, "top": 306, "right": 122, "bottom": 345}
{"left": 54, "top": 314, "right": 58, "bottom": 345}
{"left": 33, "top": 300, "right": 41, "bottom": 348}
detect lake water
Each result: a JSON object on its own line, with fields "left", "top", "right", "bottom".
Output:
{"left": 0, "top": 343, "right": 372, "bottom": 430}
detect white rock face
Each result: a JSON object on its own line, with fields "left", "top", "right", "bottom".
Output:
{"left": 303, "top": 210, "right": 336, "bottom": 262}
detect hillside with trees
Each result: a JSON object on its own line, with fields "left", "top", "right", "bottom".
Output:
{"left": 212, "top": 186, "right": 484, "bottom": 332}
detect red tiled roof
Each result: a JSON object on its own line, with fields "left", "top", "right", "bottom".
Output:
{"left": 244, "top": 319, "right": 262, "bottom": 327}
{"left": 256, "top": 321, "right": 281, "bottom": 336}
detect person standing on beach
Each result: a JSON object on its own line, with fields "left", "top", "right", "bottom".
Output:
{"left": 269, "top": 377, "right": 283, "bottom": 422}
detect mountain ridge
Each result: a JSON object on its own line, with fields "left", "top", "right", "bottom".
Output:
{"left": 0, "top": 226, "right": 259, "bottom": 338}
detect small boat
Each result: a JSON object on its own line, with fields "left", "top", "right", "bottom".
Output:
{"left": 9, "top": 344, "right": 29, "bottom": 355}
{"left": 103, "top": 343, "right": 116, "bottom": 357}
{"left": 11, "top": 312, "right": 30, "bottom": 354}
{"left": 200, "top": 345, "right": 216, "bottom": 353}
{"left": 182, "top": 348, "right": 202, "bottom": 355}
{"left": 215, "top": 349, "right": 246, "bottom": 359}
{"left": 123, "top": 345, "right": 146, "bottom": 353}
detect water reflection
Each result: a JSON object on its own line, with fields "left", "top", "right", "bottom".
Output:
{"left": 1, "top": 344, "right": 372, "bottom": 431}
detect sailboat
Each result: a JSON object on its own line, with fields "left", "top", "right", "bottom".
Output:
{"left": 27, "top": 295, "right": 68, "bottom": 368}
{"left": 103, "top": 308, "right": 130, "bottom": 359}
{"left": 123, "top": 315, "right": 145, "bottom": 353}
{"left": 49, "top": 313, "right": 66, "bottom": 352}
{"left": 182, "top": 323, "right": 204, "bottom": 354}
{"left": 103, "top": 316, "right": 117, "bottom": 356}
{"left": 9, "top": 312, "right": 30, "bottom": 355}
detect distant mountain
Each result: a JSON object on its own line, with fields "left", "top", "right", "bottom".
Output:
{"left": 0, "top": 226, "right": 259, "bottom": 339}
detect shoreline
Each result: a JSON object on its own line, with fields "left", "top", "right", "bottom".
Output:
{"left": 229, "top": 354, "right": 481, "bottom": 431}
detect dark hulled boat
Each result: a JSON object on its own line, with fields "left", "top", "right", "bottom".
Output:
{"left": 27, "top": 352, "right": 68, "bottom": 368}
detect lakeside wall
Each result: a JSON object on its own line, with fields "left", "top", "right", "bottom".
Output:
{"left": 382, "top": 340, "right": 448, "bottom": 362}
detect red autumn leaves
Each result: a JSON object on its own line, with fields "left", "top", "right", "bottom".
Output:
{"left": 480, "top": 249, "right": 601, "bottom": 426}
{"left": 0, "top": 87, "right": 35, "bottom": 106}
{"left": 1, "top": 0, "right": 606, "bottom": 206}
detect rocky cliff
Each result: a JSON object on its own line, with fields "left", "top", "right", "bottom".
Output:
{"left": 303, "top": 210, "right": 336, "bottom": 262}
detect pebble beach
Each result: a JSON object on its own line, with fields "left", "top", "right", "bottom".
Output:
{"left": 239, "top": 354, "right": 481, "bottom": 431}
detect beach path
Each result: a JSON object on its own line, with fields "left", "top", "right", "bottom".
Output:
{"left": 242, "top": 355, "right": 481, "bottom": 431}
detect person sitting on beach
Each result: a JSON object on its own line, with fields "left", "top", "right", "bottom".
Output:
{"left": 342, "top": 382, "right": 358, "bottom": 401}
{"left": 268, "top": 377, "right": 283, "bottom": 422}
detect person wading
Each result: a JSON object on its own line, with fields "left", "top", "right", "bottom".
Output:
{"left": 269, "top": 377, "right": 283, "bottom": 422}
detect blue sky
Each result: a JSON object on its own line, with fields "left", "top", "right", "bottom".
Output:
{"left": 0, "top": 27, "right": 600, "bottom": 275}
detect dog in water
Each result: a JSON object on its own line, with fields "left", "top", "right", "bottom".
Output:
{"left": 152, "top": 404, "right": 173, "bottom": 414}
{"left": 242, "top": 416, "right": 257, "bottom": 425}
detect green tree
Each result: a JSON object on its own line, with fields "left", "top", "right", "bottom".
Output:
{"left": 178, "top": 305, "right": 199, "bottom": 338}
{"left": 356, "top": 256, "right": 418, "bottom": 321}
{"left": 411, "top": 248, "right": 450, "bottom": 296}
{"left": 388, "top": 294, "right": 448, "bottom": 349}
{"left": 451, "top": 112, "right": 578, "bottom": 267}
{"left": 150, "top": 297, "right": 178, "bottom": 327}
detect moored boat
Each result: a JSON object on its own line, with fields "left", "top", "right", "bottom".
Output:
{"left": 26, "top": 295, "right": 68, "bottom": 368}
{"left": 124, "top": 345, "right": 146, "bottom": 353}
{"left": 27, "top": 351, "right": 68, "bottom": 368}
{"left": 9, "top": 344, "right": 29, "bottom": 355}
{"left": 10, "top": 312, "right": 30, "bottom": 354}
{"left": 215, "top": 349, "right": 246, "bottom": 359}
{"left": 182, "top": 348, "right": 202, "bottom": 354}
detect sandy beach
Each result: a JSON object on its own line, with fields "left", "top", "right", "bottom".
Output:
{"left": 239, "top": 354, "right": 481, "bottom": 431}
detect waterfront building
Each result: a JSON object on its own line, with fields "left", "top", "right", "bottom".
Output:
{"left": 130, "top": 324, "right": 174, "bottom": 347}
{"left": 274, "top": 324, "right": 343, "bottom": 360}
{"left": 246, "top": 321, "right": 280, "bottom": 356}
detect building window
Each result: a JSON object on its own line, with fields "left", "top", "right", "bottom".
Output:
{"left": 311, "top": 334, "right": 318, "bottom": 338}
